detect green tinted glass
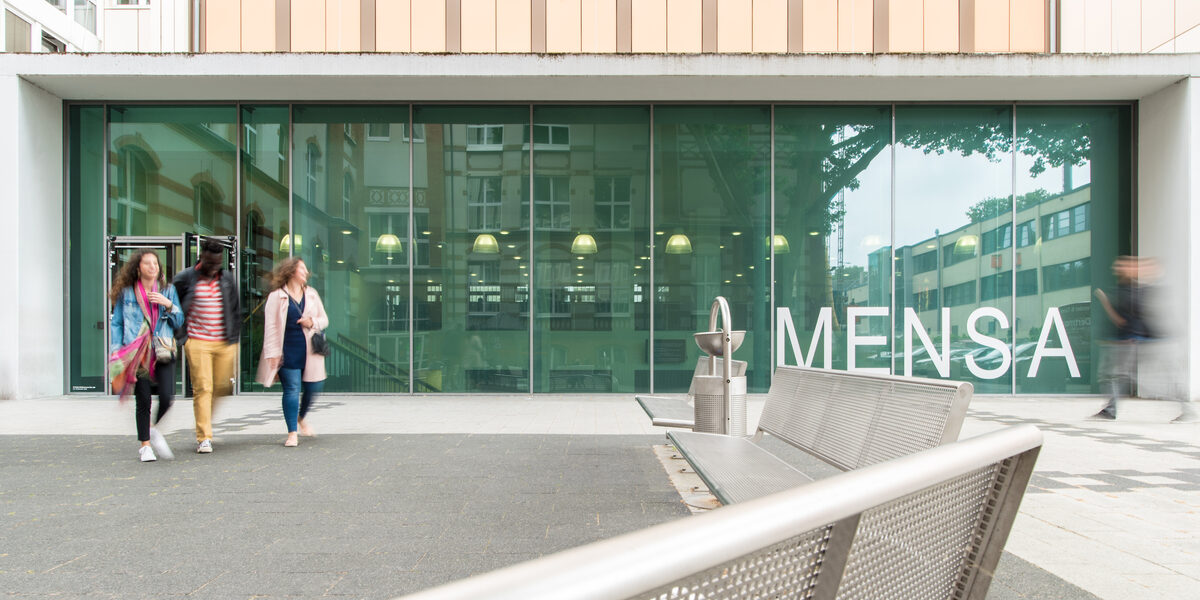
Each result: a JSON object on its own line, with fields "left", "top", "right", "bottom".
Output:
{"left": 68, "top": 106, "right": 105, "bottom": 392}
{"left": 530, "top": 106, "right": 651, "bottom": 393}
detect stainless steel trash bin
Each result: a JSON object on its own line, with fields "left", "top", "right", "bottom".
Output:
{"left": 693, "top": 374, "right": 747, "bottom": 436}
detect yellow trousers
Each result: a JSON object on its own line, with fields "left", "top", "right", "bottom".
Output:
{"left": 186, "top": 339, "right": 238, "bottom": 442}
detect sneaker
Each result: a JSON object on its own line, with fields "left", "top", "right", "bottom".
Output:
{"left": 196, "top": 439, "right": 213, "bottom": 454}
{"left": 149, "top": 428, "right": 174, "bottom": 460}
{"left": 1088, "top": 410, "right": 1116, "bottom": 420}
{"left": 1173, "top": 405, "right": 1200, "bottom": 424}
{"left": 139, "top": 445, "right": 157, "bottom": 462}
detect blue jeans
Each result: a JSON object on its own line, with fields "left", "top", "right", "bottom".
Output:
{"left": 278, "top": 368, "right": 324, "bottom": 433}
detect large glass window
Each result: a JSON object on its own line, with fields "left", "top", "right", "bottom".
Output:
{"left": 774, "top": 106, "right": 892, "bottom": 377}
{"left": 894, "top": 106, "right": 1013, "bottom": 393}
{"left": 108, "top": 106, "right": 237, "bottom": 237}
{"left": 414, "top": 106, "right": 530, "bottom": 393}
{"left": 531, "top": 106, "right": 650, "bottom": 393}
{"left": 1014, "top": 106, "right": 1129, "bottom": 393}
{"left": 240, "top": 106, "right": 290, "bottom": 392}
{"left": 292, "top": 106, "right": 412, "bottom": 393}
{"left": 655, "top": 107, "right": 771, "bottom": 392}
{"left": 68, "top": 106, "right": 105, "bottom": 392}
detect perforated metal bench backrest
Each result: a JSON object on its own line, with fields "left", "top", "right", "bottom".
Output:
{"left": 395, "top": 425, "right": 1043, "bottom": 600}
{"left": 685, "top": 357, "right": 747, "bottom": 397}
{"left": 759, "top": 366, "right": 972, "bottom": 471}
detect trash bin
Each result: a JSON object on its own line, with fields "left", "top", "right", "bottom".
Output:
{"left": 693, "top": 374, "right": 747, "bottom": 436}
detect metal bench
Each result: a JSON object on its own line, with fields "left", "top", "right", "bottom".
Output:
{"left": 669, "top": 365, "right": 972, "bottom": 504}
{"left": 396, "top": 424, "right": 1042, "bottom": 600}
{"left": 634, "top": 357, "right": 747, "bottom": 428}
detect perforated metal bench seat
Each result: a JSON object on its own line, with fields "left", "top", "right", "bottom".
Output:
{"left": 635, "top": 395, "right": 697, "bottom": 428}
{"left": 635, "top": 357, "right": 747, "bottom": 429}
{"left": 667, "top": 365, "right": 974, "bottom": 505}
{"left": 667, "top": 430, "right": 814, "bottom": 504}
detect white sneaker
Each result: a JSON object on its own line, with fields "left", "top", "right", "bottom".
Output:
{"left": 149, "top": 428, "right": 174, "bottom": 460}
{"left": 139, "top": 445, "right": 157, "bottom": 462}
{"left": 196, "top": 439, "right": 213, "bottom": 454}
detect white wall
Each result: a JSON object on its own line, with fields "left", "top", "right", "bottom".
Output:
{"left": 0, "top": 75, "right": 65, "bottom": 398}
{"left": 4, "top": 0, "right": 103, "bottom": 52}
{"left": 1137, "top": 77, "right": 1195, "bottom": 401}
{"left": 102, "top": 0, "right": 191, "bottom": 53}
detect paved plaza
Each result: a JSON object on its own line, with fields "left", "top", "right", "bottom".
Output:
{"left": 0, "top": 394, "right": 1196, "bottom": 599}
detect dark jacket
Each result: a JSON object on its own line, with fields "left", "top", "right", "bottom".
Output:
{"left": 172, "top": 266, "right": 242, "bottom": 344}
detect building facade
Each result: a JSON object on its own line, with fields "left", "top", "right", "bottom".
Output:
{"left": 1, "top": 1, "right": 1198, "bottom": 399}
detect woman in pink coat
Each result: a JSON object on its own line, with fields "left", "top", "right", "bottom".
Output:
{"left": 256, "top": 258, "right": 328, "bottom": 447}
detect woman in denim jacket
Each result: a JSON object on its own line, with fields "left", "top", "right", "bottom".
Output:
{"left": 110, "top": 250, "right": 184, "bottom": 462}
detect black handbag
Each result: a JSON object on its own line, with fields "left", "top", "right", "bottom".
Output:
{"left": 310, "top": 330, "right": 330, "bottom": 356}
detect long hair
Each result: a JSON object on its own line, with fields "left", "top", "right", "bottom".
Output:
{"left": 109, "top": 250, "right": 166, "bottom": 303}
{"left": 269, "top": 257, "right": 304, "bottom": 291}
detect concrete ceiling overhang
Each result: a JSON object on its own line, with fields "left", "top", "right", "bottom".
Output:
{"left": 3, "top": 52, "right": 1196, "bottom": 102}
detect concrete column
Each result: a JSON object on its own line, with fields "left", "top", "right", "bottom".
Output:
{"left": 1137, "top": 77, "right": 1197, "bottom": 402}
{"left": 0, "top": 76, "right": 65, "bottom": 398}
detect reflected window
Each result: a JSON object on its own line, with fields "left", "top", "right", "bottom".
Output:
{"left": 193, "top": 181, "right": 218, "bottom": 233}
{"left": 942, "top": 242, "right": 976, "bottom": 267}
{"left": 1016, "top": 220, "right": 1036, "bottom": 247}
{"left": 367, "top": 123, "right": 390, "bottom": 141}
{"left": 594, "top": 176, "right": 632, "bottom": 230}
{"left": 524, "top": 176, "right": 570, "bottom": 230}
{"left": 305, "top": 142, "right": 321, "bottom": 204}
{"left": 1016, "top": 269, "right": 1038, "bottom": 296}
{"left": 980, "top": 270, "right": 1013, "bottom": 301}
{"left": 1043, "top": 258, "right": 1090, "bottom": 292}
{"left": 524, "top": 124, "right": 570, "bottom": 150}
{"left": 369, "top": 212, "right": 405, "bottom": 266}
{"left": 342, "top": 172, "right": 353, "bottom": 218}
{"left": 466, "top": 125, "right": 503, "bottom": 150}
{"left": 981, "top": 223, "right": 1012, "bottom": 254}
{"left": 1042, "top": 203, "right": 1089, "bottom": 240}
{"left": 912, "top": 250, "right": 937, "bottom": 273}
{"left": 113, "top": 146, "right": 151, "bottom": 236}
{"left": 467, "top": 177, "right": 502, "bottom": 231}
{"left": 943, "top": 281, "right": 977, "bottom": 307}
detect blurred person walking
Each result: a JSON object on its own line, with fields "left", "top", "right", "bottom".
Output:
{"left": 173, "top": 238, "right": 241, "bottom": 454}
{"left": 1091, "top": 256, "right": 1197, "bottom": 422}
{"left": 109, "top": 250, "right": 184, "bottom": 462}
{"left": 256, "top": 258, "right": 328, "bottom": 447}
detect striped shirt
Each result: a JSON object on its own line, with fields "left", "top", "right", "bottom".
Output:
{"left": 186, "top": 277, "right": 226, "bottom": 342}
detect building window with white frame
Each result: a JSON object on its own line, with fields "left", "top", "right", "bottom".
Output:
{"left": 594, "top": 175, "right": 632, "bottom": 230}
{"left": 467, "top": 176, "right": 502, "bottom": 231}
{"left": 367, "top": 123, "right": 390, "bottom": 141}
{"left": 466, "top": 125, "right": 503, "bottom": 150}
{"left": 521, "top": 176, "right": 571, "bottom": 230}
{"left": 74, "top": 1, "right": 97, "bottom": 34}
{"left": 524, "top": 124, "right": 570, "bottom": 150}
{"left": 113, "top": 146, "right": 151, "bottom": 236}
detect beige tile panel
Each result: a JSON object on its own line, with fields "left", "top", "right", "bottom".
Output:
{"left": 632, "top": 0, "right": 667, "bottom": 52}
{"left": 1180, "top": 0, "right": 1200, "bottom": 34}
{"left": 1059, "top": 0, "right": 1085, "bottom": 52}
{"left": 973, "top": 0, "right": 1010, "bottom": 52}
{"left": 667, "top": 0, "right": 702, "bottom": 53}
{"left": 412, "top": 0, "right": 447, "bottom": 51}
{"left": 1010, "top": 0, "right": 1045, "bottom": 52}
{"left": 717, "top": 0, "right": 752, "bottom": 52}
{"left": 923, "top": 0, "right": 956, "bottom": 52}
{"left": 462, "top": 0, "right": 497, "bottom": 52}
{"left": 753, "top": 0, "right": 786, "bottom": 52}
{"left": 327, "top": 0, "right": 361, "bottom": 51}
{"left": 497, "top": 0, "right": 532, "bottom": 51}
{"left": 1082, "top": 0, "right": 1111, "bottom": 53}
{"left": 581, "top": 0, "right": 616, "bottom": 52}
{"left": 1111, "top": 0, "right": 1141, "bottom": 54}
{"left": 241, "top": 0, "right": 276, "bottom": 52}
{"left": 206, "top": 0, "right": 242, "bottom": 52}
{"left": 1176, "top": 23, "right": 1200, "bottom": 52}
{"left": 803, "top": 0, "right": 837, "bottom": 52}
{"left": 376, "top": 0, "right": 412, "bottom": 51}
{"left": 888, "top": 0, "right": 922, "bottom": 52}
{"left": 547, "top": 0, "right": 582, "bottom": 52}
{"left": 838, "top": 0, "right": 872, "bottom": 52}
{"left": 291, "top": 0, "right": 326, "bottom": 52}
{"left": 1141, "top": 0, "right": 1174, "bottom": 52}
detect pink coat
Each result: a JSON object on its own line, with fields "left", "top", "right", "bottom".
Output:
{"left": 255, "top": 286, "right": 329, "bottom": 386}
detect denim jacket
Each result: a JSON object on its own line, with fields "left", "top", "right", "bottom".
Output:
{"left": 109, "top": 285, "right": 184, "bottom": 353}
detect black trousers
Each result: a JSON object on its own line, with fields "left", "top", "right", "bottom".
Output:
{"left": 135, "top": 359, "right": 175, "bottom": 442}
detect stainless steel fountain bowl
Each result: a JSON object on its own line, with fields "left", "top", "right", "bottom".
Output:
{"left": 693, "top": 330, "right": 745, "bottom": 356}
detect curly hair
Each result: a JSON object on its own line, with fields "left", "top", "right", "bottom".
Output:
{"left": 269, "top": 257, "right": 305, "bottom": 291}
{"left": 109, "top": 250, "right": 166, "bottom": 303}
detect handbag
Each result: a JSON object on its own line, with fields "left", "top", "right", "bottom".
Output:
{"left": 153, "top": 334, "right": 177, "bottom": 363}
{"left": 310, "top": 330, "right": 330, "bottom": 356}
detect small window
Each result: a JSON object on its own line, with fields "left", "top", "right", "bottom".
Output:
{"left": 466, "top": 125, "right": 504, "bottom": 149}
{"left": 367, "top": 123, "right": 390, "bottom": 141}
{"left": 41, "top": 33, "right": 65, "bottom": 53}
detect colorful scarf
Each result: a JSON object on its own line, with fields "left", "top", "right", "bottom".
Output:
{"left": 107, "top": 281, "right": 160, "bottom": 402}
